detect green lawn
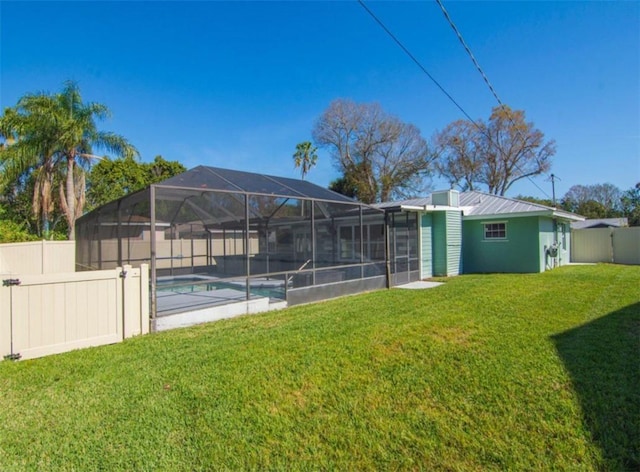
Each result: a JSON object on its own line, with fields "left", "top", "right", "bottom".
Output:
{"left": 1, "top": 264, "right": 638, "bottom": 470}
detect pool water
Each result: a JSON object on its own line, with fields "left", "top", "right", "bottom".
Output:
{"left": 157, "top": 277, "right": 285, "bottom": 300}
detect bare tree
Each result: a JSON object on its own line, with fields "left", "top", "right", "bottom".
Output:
{"left": 312, "top": 99, "right": 434, "bottom": 203}
{"left": 433, "top": 119, "right": 483, "bottom": 191}
{"left": 435, "top": 105, "right": 554, "bottom": 196}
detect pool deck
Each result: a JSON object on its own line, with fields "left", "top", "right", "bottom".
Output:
{"left": 157, "top": 288, "right": 257, "bottom": 316}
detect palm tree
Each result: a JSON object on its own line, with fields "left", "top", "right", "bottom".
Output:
{"left": 0, "top": 102, "right": 60, "bottom": 237}
{"left": 0, "top": 81, "right": 139, "bottom": 239}
{"left": 292, "top": 141, "right": 318, "bottom": 180}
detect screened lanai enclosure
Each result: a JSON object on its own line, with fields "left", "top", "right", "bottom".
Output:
{"left": 76, "top": 166, "right": 388, "bottom": 327}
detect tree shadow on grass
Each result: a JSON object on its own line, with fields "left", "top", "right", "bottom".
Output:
{"left": 552, "top": 302, "right": 640, "bottom": 471}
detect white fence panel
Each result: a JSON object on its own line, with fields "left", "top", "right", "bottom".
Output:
{"left": 571, "top": 228, "right": 613, "bottom": 263}
{"left": 612, "top": 227, "right": 640, "bottom": 265}
{"left": 0, "top": 240, "right": 75, "bottom": 275}
{"left": 1, "top": 264, "right": 149, "bottom": 361}
{"left": 572, "top": 228, "right": 640, "bottom": 265}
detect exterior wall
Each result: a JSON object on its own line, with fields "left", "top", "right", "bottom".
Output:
{"left": 446, "top": 211, "right": 462, "bottom": 276}
{"left": 538, "top": 218, "right": 571, "bottom": 270}
{"left": 432, "top": 213, "right": 447, "bottom": 276}
{"left": 431, "top": 211, "right": 462, "bottom": 277}
{"left": 420, "top": 213, "right": 433, "bottom": 278}
{"left": 538, "top": 218, "right": 556, "bottom": 271}
{"left": 462, "top": 216, "right": 541, "bottom": 273}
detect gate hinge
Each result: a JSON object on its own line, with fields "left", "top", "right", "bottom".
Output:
{"left": 119, "top": 271, "right": 128, "bottom": 279}
{"left": 2, "top": 279, "right": 21, "bottom": 287}
{"left": 3, "top": 353, "right": 21, "bottom": 361}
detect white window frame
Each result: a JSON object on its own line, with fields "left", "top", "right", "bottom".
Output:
{"left": 483, "top": 221, "right": 507, "bottom": 241}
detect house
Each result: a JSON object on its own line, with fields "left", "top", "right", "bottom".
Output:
{"left": 378, "top": 190, "right": 584, "bottom": 279}
{"left": 570, "top": 217, "right": 628, "bottom": 229}
{"left": 75, "top": 166, "right": 584, "bottom": 330}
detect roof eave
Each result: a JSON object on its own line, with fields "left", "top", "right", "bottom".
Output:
{"left": 463, "top": 210, "right": 584, "bottom": 221}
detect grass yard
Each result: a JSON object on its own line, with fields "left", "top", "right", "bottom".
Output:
{"left": 0, "top": 264, "right": 638, "bottom": 470}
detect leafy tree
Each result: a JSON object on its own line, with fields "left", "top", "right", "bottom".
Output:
{"left": 514, "top": 195, "right": 555, "bottom": 208}
{"left": 292, "top": 141, "right": 318, "bottom": 180}
{"left": 86, "top": 155, "right": 186, "bottom": 210}
{"left": 1, "top": 101, "right": 60, "bottom": 237}
{"left": 0, "top": 219, "right": 38, "bottom": 243}
{"left": 0, "top": 81, "right": 138, "bottom": 239}
{"left": 0, "top": 172, "right": 67, "bottom": 237}
{"left": 435, "top": 105, "right": 554, "bottom": 195}
{"left": 328, "top": 175, "right": 358, "bottom": 199}
{"left": 86, "top": 156, "right": 147, "bottom": 210}
{"left": 575, "top": 200, "right": 609, "bottom": 219}
{"left": 620, "top": 183, "right": 640, "bottom": 226}
{"left": 562, "top": 183, "right": 622, "bottom": 217}
{"left": 312, "top": 99, "right": 434, "bottom": 203}
{"left": 145, "top": 155, "right": 186, "bottom": 183}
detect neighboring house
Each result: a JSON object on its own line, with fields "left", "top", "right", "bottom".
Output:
{"left": 377, "top": 190, "right": 584, "bottom": 279}
{"left": 570, "top": 218, "right": 628, "bottom": 229}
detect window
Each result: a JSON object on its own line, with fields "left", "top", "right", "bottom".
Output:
{"left": 484, "top": 222, "right": 507, "bottom": 240}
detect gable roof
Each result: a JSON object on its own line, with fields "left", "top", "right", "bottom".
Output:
{"left": 571, "top": 218, "right": 628, "bottom": 229}
{"left": 377, "top": 190, "right": 584, "bottom": 221}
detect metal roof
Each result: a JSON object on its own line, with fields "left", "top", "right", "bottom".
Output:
{"left": 376, "top": 190, "right": 584, "bottom": 221}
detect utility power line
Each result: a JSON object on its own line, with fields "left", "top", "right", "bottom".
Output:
{"left": 434, "top": 0, "right": 504, "bottom": 107}
{"left": 434, "top": 0, "right": 555, "bottom": 199}
{"left": 356, "top": 0, "right": 477, "bottom": 126}
{"left": 357, "top": 0, "right": 552, "bottom": 199}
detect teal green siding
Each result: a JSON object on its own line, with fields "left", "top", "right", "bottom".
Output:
{"left": 431, "top": 211, "right": 462, "bottom": 276}
{"left": 446, "top": 211, "right": 462, "bottom": 276}
{"left": 538, "top": 218, "right": 572, "bottom": 270}
{"left": 538, "top": 218, "right": 555, "bottom": 271}
{"left": 462, "top": 216, "right": 542, "bottom": 273}
{"left": 559, "top": 221, "right": 571, "bottom": 266}
{"left": 432, "top": 212, "right": 446, "bottom": 276}
{"left": 420, "top": 213, "right": 433, "bottom": 278}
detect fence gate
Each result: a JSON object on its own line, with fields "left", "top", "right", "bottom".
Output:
{"left": 0, "top": 268, "right": 128, "bottom": 361}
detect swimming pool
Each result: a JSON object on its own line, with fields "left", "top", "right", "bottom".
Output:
{"left": 157, "top": 276, "right": 286, "bottom": 301}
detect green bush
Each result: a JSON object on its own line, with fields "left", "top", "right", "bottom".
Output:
{"left": 0, "top": 219, "right": 39, "bottom": 243}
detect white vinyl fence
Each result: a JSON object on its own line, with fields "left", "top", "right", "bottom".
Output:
{"left": 0, "top": 240, "right": 76, "bottom": 275}
{"left": 571, "top": 227, "right": 640, "bottom": 265}
{"left": 0, "top": 264, "right": 149, "bottom": 361}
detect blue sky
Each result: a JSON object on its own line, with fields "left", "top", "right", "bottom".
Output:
{"left": 1, "top": 1, "right": 638, "bottom": 200}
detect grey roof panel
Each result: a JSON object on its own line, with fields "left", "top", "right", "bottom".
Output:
{"left": 376, "top": 190, "right": 584, "bottom": 220}
{"left": 155, "top": 165, "right": 357, "bottom": 203}
{"left": 571, "top": 217, "right": 628, "bottom": 229}
{"left": 459, "top": 191, "right": 549, "bottom": 216}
